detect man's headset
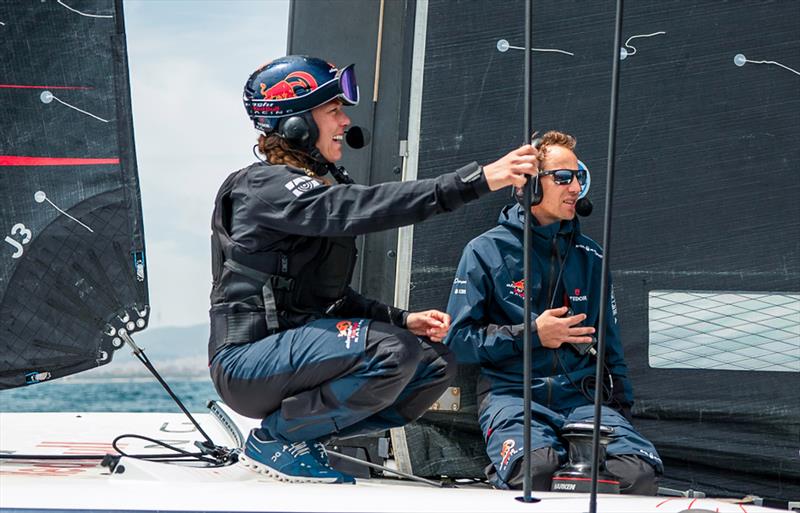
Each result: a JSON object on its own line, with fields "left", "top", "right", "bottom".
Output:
{"left": 514, "top": 136, "right": 593, "bottom": 216}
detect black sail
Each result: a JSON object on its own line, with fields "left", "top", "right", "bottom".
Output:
{"left": 288, "top": 0, "right": 800, "bottom": 502}
{"left": 0, "top": 0, "right": 148, "bottom": 389}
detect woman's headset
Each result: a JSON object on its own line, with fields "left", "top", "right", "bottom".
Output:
{"left": 277, "top": 112, "right": 318, "bottom": 149}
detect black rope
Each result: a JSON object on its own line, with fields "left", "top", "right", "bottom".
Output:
{"left": 124, "top": 334, "right": 216, "bottom": 449}
{"left": 553, "top": 350, "right": 614, "bottom": 405}
{"left": 0, "top": 453, "right": 205, "bottom": 461}
{"left": 0, "top": 449, "right": 226, "bottom": 465}
{"left": 327, "top": 449, "right": 449, "bottom": 488}
{"left": 1, "top": 345, "right": 234, "bottom": 468}
{"left": 112, "top": 434, "right": 222, "bottom": 466}
{"left": 1, "top": 335, "right": 232, "bottom": 468}
{"left": 116, "top": 333, "right": 237, "bottom": 468}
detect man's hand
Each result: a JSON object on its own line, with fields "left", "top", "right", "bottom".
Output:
{"left": 535, "top": 306, "right": 595, "bottom": 349}
{"left": 406, "top": 309, "right": 451, "bottom": 342}
{"left": 483, "top": 144, "right": 539, "bottom": 191}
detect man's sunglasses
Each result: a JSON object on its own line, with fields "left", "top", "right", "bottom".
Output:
{"left": 539, "top": 168, "right": 588, "bottom": 186}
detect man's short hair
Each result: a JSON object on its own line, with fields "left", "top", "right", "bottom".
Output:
{"left": 537, "top": 130, "right": 576, "bottom": 165}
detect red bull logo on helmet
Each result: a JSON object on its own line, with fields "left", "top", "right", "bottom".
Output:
{"left": 260, "top": 71, "right": 318, "bottom": 101}
{"left": 251, "top": 104, "right": 281, "bottom": 114}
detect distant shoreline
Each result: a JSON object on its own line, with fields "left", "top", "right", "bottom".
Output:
{"left": 57, "top": 375, "right": 212, "bottom": 384}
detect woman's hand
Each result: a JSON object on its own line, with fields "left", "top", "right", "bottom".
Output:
{"left": 406, "top": 309, "right": 451, "bottom": 342}
{"left": 483, "top": 144, "right": 539, "bottom": 191}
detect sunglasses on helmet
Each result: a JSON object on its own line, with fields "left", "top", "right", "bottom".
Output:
{"left": 539, "top": 168, "right": 588, "bottom": 186}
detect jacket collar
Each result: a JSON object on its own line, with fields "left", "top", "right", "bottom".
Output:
{"left": 499, "top": 203, "right": 580, "bottom": 240}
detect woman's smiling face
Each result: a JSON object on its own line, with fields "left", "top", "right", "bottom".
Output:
{"left": 311, "top": 99, "right": 350, "bottom": 163}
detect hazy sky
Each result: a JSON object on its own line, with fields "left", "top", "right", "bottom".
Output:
{"left": 124, "top": 0, "right": 290, "bottom": 328}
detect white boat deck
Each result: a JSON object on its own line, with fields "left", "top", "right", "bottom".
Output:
{"left": 0, "top": 410, "right": 778, "bottom": 513}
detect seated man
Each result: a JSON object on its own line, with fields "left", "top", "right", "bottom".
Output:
{"left": 445, "top": 130, "right": 662, "bottom": 493}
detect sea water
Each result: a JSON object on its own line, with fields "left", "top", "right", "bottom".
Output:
{"left": 0, "top": 378, "right": 220, "bottom": 413}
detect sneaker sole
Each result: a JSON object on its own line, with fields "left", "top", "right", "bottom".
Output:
{"left": 238, "top": 452, "right": 341, "bottom": 484}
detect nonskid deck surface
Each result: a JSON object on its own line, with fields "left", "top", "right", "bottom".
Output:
{"left": 0, "top": 411, "right": 778, "bottom": 513}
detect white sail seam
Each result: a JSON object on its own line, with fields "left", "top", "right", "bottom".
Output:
{"left": 57, "top": 0, "right": 113, "bottom": 19}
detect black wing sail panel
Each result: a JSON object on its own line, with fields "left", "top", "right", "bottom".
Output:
{"left": 284, "top": 0, "right": 800, "bottom": 502}
{"left": 0, "top": 0, "right": 148, "bottom": 389}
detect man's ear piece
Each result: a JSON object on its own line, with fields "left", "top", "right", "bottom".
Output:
{"left": 577, "top": 159, "right": 591, "bottom": 199}
{"left": 513, "top": 175, "right": 543, "bottom": 208}
{"left": 514, "top": 133, "right": 542, "bottom": 207}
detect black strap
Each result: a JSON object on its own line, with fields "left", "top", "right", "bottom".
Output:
{"left": 261, "top": 283, "right": 280, "bottom": 331}
{"left": 223, "top": 260, "right": 293, "bottom": 331}
{"left": 224, "top": 259, "right": 270, "bottom": 283}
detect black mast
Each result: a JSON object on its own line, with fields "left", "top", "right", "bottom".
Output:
{"left": 518, "top": 0, "right": 540, "bottom": 503}
{"left": 589, "top": 0, "right": 624, "bottom": 512}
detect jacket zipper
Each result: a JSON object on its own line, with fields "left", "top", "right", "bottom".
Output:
{"left": 545, "top": 235, "right": 559, "bottom": 409}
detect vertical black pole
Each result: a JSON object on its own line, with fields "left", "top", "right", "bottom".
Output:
{"left": 589, "top": 0, "right": 624, "bottom": 512}
{"left": 521, "top": 0, "right": 535, "bottom": 503}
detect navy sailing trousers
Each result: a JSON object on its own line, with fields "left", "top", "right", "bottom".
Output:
{"left": 481, "top": 395, "right": 663, "bottom": 491}
{"left": 210, "top": 319, "right": 455, "bottom": 443}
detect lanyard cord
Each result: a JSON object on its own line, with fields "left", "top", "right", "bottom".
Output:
{"left": 546, "top": 226, "right": 576, "bottom": 310}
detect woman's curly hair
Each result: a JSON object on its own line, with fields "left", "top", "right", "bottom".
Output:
{"left": 257, "top": 133, "right": 331, "bottom": 184}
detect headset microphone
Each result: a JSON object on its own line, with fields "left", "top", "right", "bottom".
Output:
{"left": 576, "top": 197, "right": 593, "bottom": 217}
{"left": 344, "top": 126, "right": 371, "bottom": 149}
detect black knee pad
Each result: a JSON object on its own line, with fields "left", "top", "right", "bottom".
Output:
{"left": 606, "top": 454, "right": 658, "bottom": 495}
{"left": 503, "top": 447, "right": 562, "bottom": 490}
{"left": 366, "top": 322, "right": 424, "bottom": 375}
{"left": 425, "top": 338, "right": 457, "bottom": 384}
{"left": 440, "top": 343, "right": 458, "bottom": 380}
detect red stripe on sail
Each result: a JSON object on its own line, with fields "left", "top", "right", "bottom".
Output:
{"left": 0, "top": 84, "right": 93, "bottom": 90}
{"left": 0, "top": 156, "right": 119, "bottom": 166}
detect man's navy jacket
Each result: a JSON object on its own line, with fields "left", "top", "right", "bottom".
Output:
{"left": 445, "top": 203, "right": 634, "bottom": 413}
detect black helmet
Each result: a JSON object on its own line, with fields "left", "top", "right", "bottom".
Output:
{"left": 243, "top": 55, "right": 359, "bottom": 135}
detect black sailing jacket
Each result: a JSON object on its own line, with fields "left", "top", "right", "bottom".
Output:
{"left": 208, "top": 160, "right": 489, "bottom": 360}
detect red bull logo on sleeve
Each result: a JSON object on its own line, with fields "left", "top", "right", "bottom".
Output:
{"left": 498, "top": 438, "right": 519, "bottom": 471}
{"left": 506, "top": 279, "right": 525, "bottom": 299}
{"left": 336, "top": 320, "right": 363, "bottom": 349}
{"left": 260, "top": 71, "right": 318, "bottom": 100}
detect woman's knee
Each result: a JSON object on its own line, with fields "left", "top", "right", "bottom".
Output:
{"left": 438, "top": 343, "right": 457, "bottom": 381}
{"left": 210, "top": 362, "right": 280, "bottom": 419}
{"left": 366, "top": 323, "right": 424, "bottom": 375}
{"left": 425, "top": 341, "right": 457, "bottom": 390}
